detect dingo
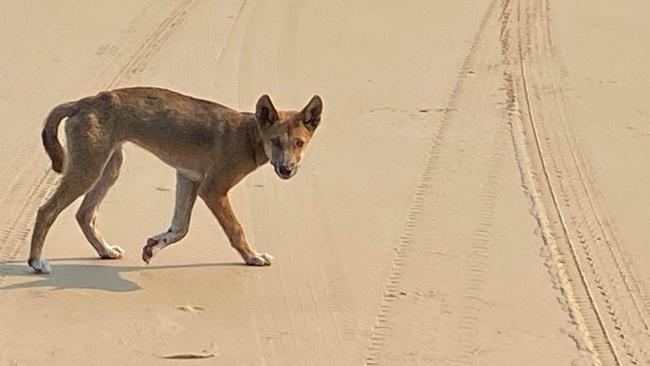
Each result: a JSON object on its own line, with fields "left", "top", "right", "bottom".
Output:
{"left": 27, "top": 87, "right": 323, "bottom": 274}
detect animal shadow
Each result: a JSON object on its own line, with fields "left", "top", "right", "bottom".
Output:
{"left": 0, "top": 258, "right": 244, "bottom": 292}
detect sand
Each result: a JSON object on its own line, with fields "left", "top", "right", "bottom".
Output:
{"left": 0, "top": 0, "right": 648, "bottom": 365}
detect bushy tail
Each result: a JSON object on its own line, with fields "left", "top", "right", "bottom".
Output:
{"left": 41, "top": 101, "right": 79, "bottom": 173}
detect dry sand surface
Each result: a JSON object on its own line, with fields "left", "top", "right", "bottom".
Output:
{"left": 0, "top": 0, "right": 649, "bottom": 365}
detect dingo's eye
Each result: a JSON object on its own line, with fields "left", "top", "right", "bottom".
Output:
{"left": 271, "top": 138, "right": 282, "bottom": 148}
{"left": 295, "top": 139, "right": 304, "bottom": 148}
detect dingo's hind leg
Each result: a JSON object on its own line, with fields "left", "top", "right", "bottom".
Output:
{"left": 76, "top": 146, "right": 124, "bottom": 259}
{"left": 28, "top": 115, "right": 114, "bottom": 274}
{"left": 28, "top": 159, "right": 108, "bottom": 274}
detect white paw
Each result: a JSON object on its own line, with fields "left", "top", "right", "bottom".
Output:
{"left": 28, "top": 259, "right": 51, "bottom": 275}
{"left": 245, "top": 253, "right": 273, "bottom": 266}
{"left": 100, "top": 245, "right": 125, "bottom": 259}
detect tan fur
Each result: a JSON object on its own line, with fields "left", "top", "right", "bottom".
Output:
{"left": 28, "top": 87, "right": 323, "bottom": 274}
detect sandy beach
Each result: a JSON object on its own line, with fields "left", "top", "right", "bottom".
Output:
{"left": 1, "top": 1, "right": 649, "bottom": 364}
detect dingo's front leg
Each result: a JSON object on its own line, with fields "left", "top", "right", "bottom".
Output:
{"left": 200, "top": 192, "right": 272, "bottom": 266}
{"left": 142, "top": 172, "right": 199, "bottom": 264}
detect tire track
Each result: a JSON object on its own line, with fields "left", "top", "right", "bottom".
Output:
{"left": 227, "top": 2, "right": 309, "bottom": 364}
{"left": 501, "top": 2, "right": 607, "bottom": 363}
{"left": 449, "top": 113, "right": 509, "bottom": 366}
{"left": 361, "top": 1, "right": 504, "bottom": 364}
{"left": 503, "top": 0, "right": 650, "bottom": 364}
{"left": 108, "top": 0, "right": 195, "bottom": 87}
{"left": 539, "top": 0, "right": 650, "bottom": 336}
{"left": 234, "top": 1, "right": 351, "bottom": 364}
{"left": 518, "top": 0, "right": 650, "bottom": 362}
{"left": 0, "top": 0, "right": 197, "bottom": 264}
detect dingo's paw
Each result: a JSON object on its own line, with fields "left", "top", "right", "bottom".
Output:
{"left": 142, "top": 238, "right": 159, "bottom": 264}
{"left": 245, "top": 253, "right": 273, "bottom": 266}
{"left": 99, "top": 245, "right": 124, "bottom": 259}
{"left": 28, "top": 259, "right": 51, "bottom": 275}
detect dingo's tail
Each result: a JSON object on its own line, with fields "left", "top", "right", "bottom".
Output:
{"left": 42, "top": 101, "right": 79, "bottom": 173}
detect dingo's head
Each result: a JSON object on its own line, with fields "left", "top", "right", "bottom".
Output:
{"left": 255, "top": 94, "right": 323, "bottom": 180}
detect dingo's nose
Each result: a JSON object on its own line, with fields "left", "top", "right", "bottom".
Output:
{"left": 278, "top": 165, "right": 292, "bottom": 177}
{"left": 275, "top": 164, "right": 297, "bottom": 179}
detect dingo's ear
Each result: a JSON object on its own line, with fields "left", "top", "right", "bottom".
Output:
{"left": 302, "top": 95, "right": 322, "bottom": 133}
{"left": 256, "top": 94, "right": 279, "bottom": 125}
